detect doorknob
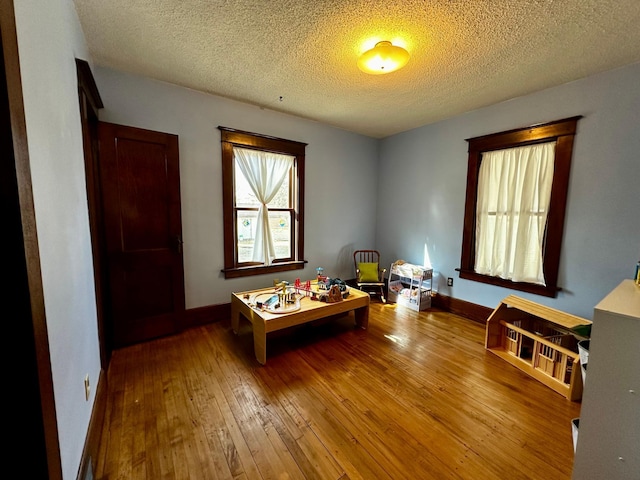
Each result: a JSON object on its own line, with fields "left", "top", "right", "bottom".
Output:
{"left": 175, "top": 234, "right": 183, "bottom": 253}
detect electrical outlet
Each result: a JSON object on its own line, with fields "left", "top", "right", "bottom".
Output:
{"left": 84, "top": 374, "right": 90, "bottom": 401}
{"left": 447, "top": 277, "right": 453, "bottom": 287}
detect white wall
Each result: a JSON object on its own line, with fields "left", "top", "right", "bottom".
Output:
{"left": 377, "top": 62, "right": 640, "bottom": 319}
{"left": 13, "top": 0, "right": 101, "bottom": 478}
{"left": 94, "top": 66, "right": 380, "bottom": 308}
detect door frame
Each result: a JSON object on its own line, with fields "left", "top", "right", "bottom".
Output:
{"left": 76, "top": 58, "right": 109, "bottom": 364}
{"left": 76, "top": 58, "right": 110, "bottom": 480}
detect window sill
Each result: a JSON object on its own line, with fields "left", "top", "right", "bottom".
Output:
{"left": 222, "top": 260, "right": 307, "bottom": 279}
{"left": 458, "top": 269, "right": 559, "bottom": 298}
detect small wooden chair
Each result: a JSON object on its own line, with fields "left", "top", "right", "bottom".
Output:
{"left": 353, "top": 250, "right": 386, "bottom": 303}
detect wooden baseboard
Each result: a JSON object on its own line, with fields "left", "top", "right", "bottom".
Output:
{"left": 179, "top": 288, "right": 493, "bottom": 328}
{"left": 77, "top": 368, "right": 106, "bottom": 480}
{"left": 431, "top": 293, "right": 492, "bottom": 324}
{"left": 178, "top": 291, "right": 491, "bottom": 327}
{"left": 352, "top": 277, "right": 490, "bottom": 325}
{"left": 183, "top": 303, "right": 231, "bottom": 328}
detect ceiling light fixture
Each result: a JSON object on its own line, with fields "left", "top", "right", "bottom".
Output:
{"left": 358, "top": 41, "right": 410, "bottom": 75}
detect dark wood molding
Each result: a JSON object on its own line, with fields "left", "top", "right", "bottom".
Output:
{"left": 76, "top": 57, "right": 107, "bottom": 480}
{"left": 76, "top": 58, "right": 108, "bottom": 362}
{"left": 464, "top": 116, "right": 582, "bottom": 150}
{"left": 193, "top": 291, "right": 491, "bottom": 327}
{"left": 184, "top": 303, "right": 232, "bottom": 328}
{"left": 218, "top": 126, "right": 307, "bottom": 154}
{"left": 219, "top": 127, "right": 307, "bottom": 278}
{"left": 351, "top": 279, "right": 491, "bottom": 325}
{"left": 431, "top": 293, "right": 493, "bottom": 325}
{"left": 460, "top": 116, "right": 581, "bottom": 298}
{"left": 458, "top": 269, "right": 560, "bottom": 298}
{"left": 222, "top": 260, "right": 307, "bottom": 279}
{"left": 77, "top": 369, "right": 107, "bottom": 480}
{"left": 75, "top": 59, "right": 103, "bottom": 110}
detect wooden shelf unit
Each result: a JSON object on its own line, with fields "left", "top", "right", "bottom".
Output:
{"left": 485, "top": 295, "right": 592, "bottom": 401}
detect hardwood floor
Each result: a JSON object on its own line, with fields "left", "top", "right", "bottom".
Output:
{"left": 95, "top": 302, "right": 581, "bottom": 479}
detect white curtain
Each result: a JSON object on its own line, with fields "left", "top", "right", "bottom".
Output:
{"left": 474, "top": 141, "right": 556, "bottom": 285}
{"left": 234, "top": 147, "right": 293, "bottom": 264}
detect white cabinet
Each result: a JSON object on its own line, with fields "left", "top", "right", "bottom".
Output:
{"left": 387, "top": 262, "right": 432, "bottom": 311}
{"left": 572, "top": 280, "right": 640, "bottom": 480}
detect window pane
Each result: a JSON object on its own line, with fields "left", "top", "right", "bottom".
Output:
{"left": 234, "top": 161, "right": 291, "bottom": 208}
{"left": 270, "top": 211, "right": 291, "bottom": 259}
{"left": 236, "top": 210, "right": 258, "bottom": 263}
{"left": 269, "top": 174, "right": 290, "bottom": 208}
{"left": 236, "top": 210, "right": 291, "bottom": 262}
{"left": 234, "top": 164, "right": 259, "bottom": 207}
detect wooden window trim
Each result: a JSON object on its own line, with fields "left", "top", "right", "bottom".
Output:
{"left": 219, "top": 126, "right": 307, "bottom": 279}
{"left": 459, "top": 116, "right": 582, "bottom": 297}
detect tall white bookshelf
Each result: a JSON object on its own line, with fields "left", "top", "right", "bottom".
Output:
{"left": 572, "top": 280, "right": 640, "bottom": 480}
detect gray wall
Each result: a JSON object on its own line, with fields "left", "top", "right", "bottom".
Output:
{"left": 12, "top": 1, "right": 639, "bottom": 477}
{"left": 13, "top": 1, "right": 101, "bottom": 478}
{"left": 377, "top": 62, "right": 640, "bottom": 319}
{"left": 94, "top": 66, "right": 380, "bottom": 308}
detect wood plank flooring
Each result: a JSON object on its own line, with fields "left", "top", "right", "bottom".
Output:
{"left": 95, "top": 302, "right": 581, "bottom": 479}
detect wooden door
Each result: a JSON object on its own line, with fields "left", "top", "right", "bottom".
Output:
{"left": 98, "top": 121, "right": 185, "bottom": 347}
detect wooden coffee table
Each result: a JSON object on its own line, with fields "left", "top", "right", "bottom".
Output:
{"left": 231, "top": 284, "right": 370, "bottom": 364}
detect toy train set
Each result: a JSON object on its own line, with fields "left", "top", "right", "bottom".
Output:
{"left": 248, "top": 277, "right": 350, "bottom": 313}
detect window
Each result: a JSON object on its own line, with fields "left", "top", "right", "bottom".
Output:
{"left": 219, "top": 127, "right": 307, "bottom": 279}
{"left": 475, "top": 141, "right": 555, "bottom": 285}
{"left": 459, "top": 117, "right": 581, "bottom": 297}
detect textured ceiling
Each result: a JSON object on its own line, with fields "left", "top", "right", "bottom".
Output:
{"left": 73, "top": 0, "right": 640, "bottom": 138}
